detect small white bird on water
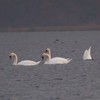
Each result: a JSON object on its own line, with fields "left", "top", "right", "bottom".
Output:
{"left": 9, "top": 53, "right": 40, "bottom": 66}
{"left": 83, "top": 46, "right": 93, "bottom": 60}
{"left": 42, "top": 48, "right": 72, "bottom": 64}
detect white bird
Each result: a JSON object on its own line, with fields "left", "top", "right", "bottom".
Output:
{"left": 9, "top": 53, "right": 40, "bottom": 66}
{"left": 42, "top": 51, "right": 72, "bottom": 64}
{"left": 83, "top": 47, "right": 93, "bottom": 60}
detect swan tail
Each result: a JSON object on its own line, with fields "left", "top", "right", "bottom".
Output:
{"left": 83, "top": 46, "right": 92, "bottom": 60}
{"left": 65, "top": 58, "right": 72, "bottom": 64}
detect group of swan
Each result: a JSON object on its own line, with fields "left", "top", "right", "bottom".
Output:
{"left": 42, "top": 48, "right": 72, "bottom": 64}
{"left": 9, "top": 47, "right": 92, "bottom": 66}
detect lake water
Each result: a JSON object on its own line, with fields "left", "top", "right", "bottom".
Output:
{"left": 0, "top": 31, "right": 100, "bottom": 100}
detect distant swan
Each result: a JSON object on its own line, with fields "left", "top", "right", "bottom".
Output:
{"left": 42, "top": 52, "right": 72, "bottom": 64}
{"left": 9, "top": 53, "right": 40, "bottom": 66}
{"left": 83, "top": 47, "right": 93, "bottom": 60}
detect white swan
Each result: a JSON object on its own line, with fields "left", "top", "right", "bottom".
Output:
{"left": 83, "top": 47, "right": 93, "bottom": 60}
{"left": 42, "top": 53, "right": 72, "bottom": 64}
{"left": 9, "top": 53, "right": 40, "bottom": 66}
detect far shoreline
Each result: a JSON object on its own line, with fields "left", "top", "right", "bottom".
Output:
{"left": 0, "top": 24, "right": 100, "bottom": 32}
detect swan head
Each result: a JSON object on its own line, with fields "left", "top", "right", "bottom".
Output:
{"left": 9, "top": 53, "right": 17, "bottom": 59}
{"left": 45, "top": 48, "right": 51, "bottom": 55}
{"left": 41, "top": 53, "right": 50, "bottom": 62}
{"left": 9, "top": 53, "right": 18, "bottom": 65}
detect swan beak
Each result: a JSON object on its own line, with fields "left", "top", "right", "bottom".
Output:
{"left": 9, "top": 55, "right": 11, "bottom": 59}
{"left": 42, "top": 56, "right": 44, "bottom": 60}
{"left": 45, "top": 50, "right": 48, "bottom": 53}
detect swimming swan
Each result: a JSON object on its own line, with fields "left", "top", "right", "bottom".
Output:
{"left": 83, "top": 47, "right": 93, "bottom": 60}
{"left": 9, "top": 53, "right": 40, "bottom": 66}
{"left": 42, "top": 53, "right": 72, "bottom": 64}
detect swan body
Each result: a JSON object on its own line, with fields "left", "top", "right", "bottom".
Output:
{"left": 83, "top": 47, "right": 92, "bottom": 60}
{"left": 42, "top": 53, "right": 72, "bottom": 64}
{"left": 9, "top": 53, "right": 40, "bottom": 66}
{"left": 17, "top": 60, "right": 40, "bottom": 66}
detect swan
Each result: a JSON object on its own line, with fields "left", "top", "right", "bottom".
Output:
{"left": 83, "top": 46, "right": 93, "bottom": 60}
{"left": 9, "top": 53, "right": 40, "bottom": 66}
{"left": 41, "top": 53, "right": 72, "bottom": 64}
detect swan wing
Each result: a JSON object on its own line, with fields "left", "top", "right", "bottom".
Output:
{"left": 45, "top": 57, "right": 72, "bottom": 64}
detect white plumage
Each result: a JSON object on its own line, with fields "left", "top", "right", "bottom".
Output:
{"left": 83, "top": 47, "right": 92, "bottom": 60}
{"left": 9, "top": 53, "right": 40, "bottom": 66}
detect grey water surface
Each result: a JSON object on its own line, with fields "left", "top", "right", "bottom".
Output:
{"left": 0, "top": 31, "right": 100, "bottom": 100}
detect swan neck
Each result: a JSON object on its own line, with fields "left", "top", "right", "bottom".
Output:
{"left": 13, "top": 54, "right": 18, "bottom": 65}
{"left": 49, "top": 51, "right": 51, "bottom": 59}
{"left": 48, "top": 49, "right": 51, "bottom": 59}
{"left": 46, "top": 54, "right": 51, "bottom": 62}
